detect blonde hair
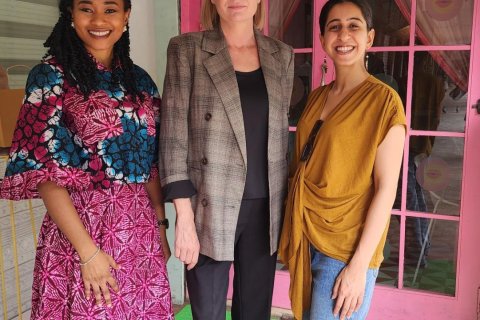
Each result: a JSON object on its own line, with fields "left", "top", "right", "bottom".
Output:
{"left": 201, "top": 0, "right": 266, "bottom": 30}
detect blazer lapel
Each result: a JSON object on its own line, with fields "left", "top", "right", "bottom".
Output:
{"left": 203, "top": 29, "right": 247, "bottom": 167}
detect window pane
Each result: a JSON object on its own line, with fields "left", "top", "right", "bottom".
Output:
{"left": 415, "top": 0, "right": 474, "bottom": 45}
{"left": 268, "top": 0, "right": 313, "bottom": 48}
{"left": 411, "top": 51, "right": 469, "bottom": 133}
{"left": 289, "top": 53, "right": 312, "bottom": 127}
{"left": 403, "top": 218, "right": 458, "bottom": 296}
{"left": 407, "top": 137, "right": 463, "bottom": 216}
{"left": 365, "top": 0, "right": 411, "bottom": 47}
{"left": 367, "top": 51, "right": 408, "bottom": 99}
{"left": 378, "top": 216, "right": 400, "bottom": 288}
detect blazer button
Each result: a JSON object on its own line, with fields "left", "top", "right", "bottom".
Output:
{"left": 205, "top": 113, "right": 212, "bottom": 121}
{"left": 201, "top": 157, "right": 208, "bottom": 165}
{"left": 201, "top": 198, "right": 208, "bottom": 207}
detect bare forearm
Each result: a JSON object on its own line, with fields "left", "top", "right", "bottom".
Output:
{"left": 351, "top": 125, "right": 405, "bottom": 269}
{"left": 145, "top": 177, "right": 166, "bottom": 220}
{"left": 350, "top": 188, "right": 395, "bottom": 269}
{"left": 38, "top": 181, "right": 97, "bottom": 261}
{"left": 173, "top": 198, "right": 194, "bottom": 218}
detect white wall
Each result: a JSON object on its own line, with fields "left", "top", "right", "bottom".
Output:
{"left": 129, "top": 0, "right": 158, "bottom": 81}
{"left": 129, "top": 0, "right": 184, "bottom": 305}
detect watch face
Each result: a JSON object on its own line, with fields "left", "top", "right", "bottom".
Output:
{"left": 158, "top": 219, "right": 169, "bottom": 229}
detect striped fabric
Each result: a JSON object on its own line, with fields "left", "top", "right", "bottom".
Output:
{"left": 0, "top": 0, "right": 57, "bottom": 88}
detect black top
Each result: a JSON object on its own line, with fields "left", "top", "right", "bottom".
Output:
{"left": 162, "top": 68, "right": 270, "bottom": 201}
{"left": 236, "top": 68, "right": 269, "bottom": 199}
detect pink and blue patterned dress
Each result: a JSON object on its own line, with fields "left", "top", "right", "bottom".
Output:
{"left": 0, "top": 57, "right": 174, "bottom": 319}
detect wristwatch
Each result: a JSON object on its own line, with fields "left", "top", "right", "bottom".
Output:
{"left": 157, "top": 218, "right": 169, "bottom": 229}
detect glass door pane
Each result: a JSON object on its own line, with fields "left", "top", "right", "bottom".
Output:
{"left": 415, "top": 0, "right": 474, "bottom": 45}
{"left": 268, "top": 0, "right": 313, "bottom": 48}
{"left": 410, "top": 51, "right": 469, "bottom": 133}
{"left": 407, "top": 136, "right": 464, "bottom": 216}
{"left": 403, "top": 218, "right": 458, "bottom": 296}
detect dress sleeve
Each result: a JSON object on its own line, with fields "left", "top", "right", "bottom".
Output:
{"left": 150, "top": 83, "right": 161, "bottom": 181}
{"left": 132, "top": 66, "right": 161, "bottom": 182}
{"left": 0, "top": 63, "right": 90, "bottom": 200}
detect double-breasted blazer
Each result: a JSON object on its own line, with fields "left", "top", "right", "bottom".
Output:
{"left": 159, "top": 28, "right": 294, "bottom": 261}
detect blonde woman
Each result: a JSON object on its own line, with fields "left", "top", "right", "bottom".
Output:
{"left": 160, "top": 0, "right": 294, "bottom": 319}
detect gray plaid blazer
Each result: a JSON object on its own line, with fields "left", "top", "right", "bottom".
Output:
{"left": 159, "top": 28, "right": 294, "bottom": 261}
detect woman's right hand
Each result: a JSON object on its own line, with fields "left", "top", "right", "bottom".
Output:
{"left": 173, "top": 198, "right": 200, "bottom": 270}
{"left": 80, "top": 249, "right": 120, "bottom": 307}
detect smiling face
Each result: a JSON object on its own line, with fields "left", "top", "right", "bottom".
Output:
{"left": 71, "top": 0, "right": 130, "bottom": 66}
{"left": 211, "top": 0, "right": 260, "bottom": 27}
{"left": 320, "top": 2, "right": 374, "bottom": 69}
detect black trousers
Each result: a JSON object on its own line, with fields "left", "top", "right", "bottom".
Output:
{"left": 186, "top": 198, "right": 277, "bottom": 320}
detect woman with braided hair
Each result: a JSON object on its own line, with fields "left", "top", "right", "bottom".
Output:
{"left": 0, "top": 0, "right": 173, "bottom": 318}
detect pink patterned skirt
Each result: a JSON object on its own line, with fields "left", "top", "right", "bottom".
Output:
{"left": 30, "top": 184, "right": 174, "bottom": 319}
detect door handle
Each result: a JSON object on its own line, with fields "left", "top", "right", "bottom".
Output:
{"left": 473, "top": 99, "right": 480, "bottom": 114}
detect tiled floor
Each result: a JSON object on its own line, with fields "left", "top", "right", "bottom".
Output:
{"left": 173, "top": 302, "right": 294, "bottom": 320}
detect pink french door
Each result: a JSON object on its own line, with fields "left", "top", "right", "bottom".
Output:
{"left": 180, "top": 1, "right": 480, "bottom": 318}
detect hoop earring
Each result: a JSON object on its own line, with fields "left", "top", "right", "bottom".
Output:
{"left": 365, "top": 54, "right": 369, "bottom": 71}
{"left": 321, "top": 57, "right": 328, "bottom": 86}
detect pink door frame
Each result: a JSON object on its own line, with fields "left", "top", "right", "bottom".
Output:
{"left": 179, "top": 1, "right": 480, "bottom": 318}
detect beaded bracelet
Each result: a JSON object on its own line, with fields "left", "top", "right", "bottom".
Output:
{"left": 79, "top": 247, "right": 100, "bottom": 266}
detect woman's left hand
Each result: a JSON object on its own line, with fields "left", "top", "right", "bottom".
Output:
{"left": 159, "top": 229, "right": 171, "bottom": 263}
{"left": 332, "top": 263, "right": 367, "bottom": 320}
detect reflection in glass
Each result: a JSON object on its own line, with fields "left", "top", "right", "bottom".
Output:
{"left": 410, "top": 51, "right": 469, "bottom": 133}
{"left": 415, "top": 0, "right": 473, "bottom": 45}
{"left": 364, "top": 0, "right": 410, "bottom": 47}
{"left": 377, "top": 217, "right": 400, "bottom": 288}
{"left": 367, "top": 51, "right": 408, "bottom": 103}
{"left": 403, "top": 218, "right": 457, "bottom": 296}
{"left": 289, "top": 53, "right": 312, "bottom": 127}
{"left": 407, "top": 137, "right": 463, "bottom": 216}
{"left": 268, "top": 0, "right": 312, "bottom": 48}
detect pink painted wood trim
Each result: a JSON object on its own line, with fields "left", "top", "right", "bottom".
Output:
{"left": 409, "top": 130, "right": 465, "bottom": 137}
{"left": 397, "top": 215, "right": 406, "bottom": 290}
{"left": 367, "top": 45, "right": 470, "bottom": 52}
{"left": 399, "top": 211, "right": 460, "bottom": 221}
{"left": 293, "top": 48, "right": 313, "bottom": 54}
{"left": 395, "top": 0, "right": 418, "bottom": 291}
{"left": 180, "top": 0, "right": 201, "bottom": 33}
{"left": 312, "top": 0, "right": 328, "bottom": 89}
{"left": 369, "top": 286, "right": 460, "bottom": 320}
{"left": 455, "top": 0, "right": 480, "bottom": 317}
{"left": 368, "top": 46, "right": 410, "bottom": 52}
{"left": 408, "top": 45, "right": 470, "bottom": 51}
{"left": 271, "top": 271, "right": 292, "bottom": 309}
{"left": 263, "top": 0, "right": 269, "bottom": 35}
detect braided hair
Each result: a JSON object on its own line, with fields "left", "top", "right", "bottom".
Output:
{"left": 44, "top": 0, "right": 144, "bottom": 101}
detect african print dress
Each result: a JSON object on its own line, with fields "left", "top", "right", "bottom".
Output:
{"left": 0, "top": 57, "right": 174, "bottom": 319}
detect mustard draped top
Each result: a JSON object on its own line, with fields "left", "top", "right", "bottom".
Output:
{"left": 278, "top": 75, "right": 406, "bottom": 319}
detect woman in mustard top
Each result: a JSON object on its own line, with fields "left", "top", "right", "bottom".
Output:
{"left": 278, "top": 1, "right": 406, "bottom": 319}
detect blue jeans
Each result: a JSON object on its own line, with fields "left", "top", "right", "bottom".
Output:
{"left": 304, "top": 248, "right": 379, "bottom": 320}
{"left": 407, "top": 155, "right": 430, "bottom": 266}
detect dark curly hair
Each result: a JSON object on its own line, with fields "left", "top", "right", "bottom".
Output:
{"left": 44, "top": 0, "right": 144, "bottom": 101}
